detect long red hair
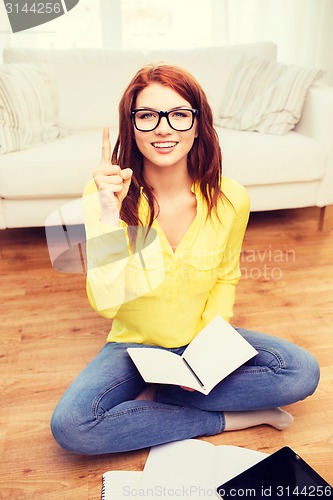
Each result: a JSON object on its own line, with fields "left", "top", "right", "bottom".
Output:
{"left": 112, "top": 64, "right": 223, "bottom": 230}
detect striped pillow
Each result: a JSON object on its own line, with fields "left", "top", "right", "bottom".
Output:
{"left": 0, "top": 63, "right": 62, "bottom": 154}
{"left": 218, "top": 55, "right": 324, "bottom": 135}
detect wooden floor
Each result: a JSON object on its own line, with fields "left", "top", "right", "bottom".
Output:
{"left": 0, "top": 206, "right": 332, "bottom": 499}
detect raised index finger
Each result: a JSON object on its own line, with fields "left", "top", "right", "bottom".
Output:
{"left": 101, "top": 127, "right": 112, "bottom": 162}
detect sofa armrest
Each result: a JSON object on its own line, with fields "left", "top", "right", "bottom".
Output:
{"left": 295, "top": 83, "right": 333, "bottom": 207}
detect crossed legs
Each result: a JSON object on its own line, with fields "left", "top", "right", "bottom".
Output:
{"left": 50, "top": 328, "right": 319, "bottom": 454}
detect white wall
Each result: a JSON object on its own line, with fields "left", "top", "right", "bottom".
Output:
{"left": 218, "top": 0, "right": 333, "bottom": 87}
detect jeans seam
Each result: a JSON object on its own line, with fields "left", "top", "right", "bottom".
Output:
{"left": 252, "top": 346, "right": 286, "bottom": 373}
{"left": 105, "top": 404, "right": 186, "bottom": 420}
{"left": 235, "top": 367, "right": 271, "bottom": 375}
{"left": 92, "top": 373, "right": 139, "bottom": 419}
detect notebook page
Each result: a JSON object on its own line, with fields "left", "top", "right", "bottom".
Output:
{"left": 212, "top": 445, "right": 268, "bottom": 486}
{"left": 141, "top": 439, "right": 215, "bottom": 496}
{"left": 141, "top": 439, "right": 268, "bottom": 499}
{"left": 183, "top": 315, "right": 258, "bottom": 391}
{"left": 127, "top": 347, "right": 202, "bottom": 390}
{"left": 101, "top": 470, "right": 143, "bottom": 499}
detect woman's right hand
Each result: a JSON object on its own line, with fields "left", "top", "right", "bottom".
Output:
{"left": 93, "top": 128, "right": 133, "bottom": 218}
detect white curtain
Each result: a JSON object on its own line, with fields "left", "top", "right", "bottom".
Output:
{"left": 214, "top": 0, "right": 333, "bottom": 86}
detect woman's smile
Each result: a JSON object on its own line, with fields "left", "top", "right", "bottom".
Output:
{"left": 151, "top": 141, "right": 179, "bottom": 152}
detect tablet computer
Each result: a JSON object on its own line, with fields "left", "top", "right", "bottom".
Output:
{"left": 216, "top": 446, "right": 332, "bottom": 499}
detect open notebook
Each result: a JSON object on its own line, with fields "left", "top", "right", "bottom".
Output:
{"left": 127, "top": 315, "right": 258, "bottom": 394}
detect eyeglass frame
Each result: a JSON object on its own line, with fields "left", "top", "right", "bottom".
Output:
{"left": 130, "top": 107, "right": 199, "bottom": 132}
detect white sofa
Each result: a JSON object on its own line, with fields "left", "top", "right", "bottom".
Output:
{"left": 1, "top": 42, "right": 333, "bottom": 230}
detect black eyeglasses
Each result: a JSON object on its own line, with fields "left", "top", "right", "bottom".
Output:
{"left": 131, "top": 107, "right": 199, "bottom": 132}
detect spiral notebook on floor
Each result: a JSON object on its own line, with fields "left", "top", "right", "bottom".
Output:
{"left": 101, "top": 439, "right": 268, "bottom": 499}
{"left": 101, "top": 470, "right": 143, "bottom": 499}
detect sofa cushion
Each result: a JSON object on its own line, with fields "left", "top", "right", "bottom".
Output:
{"left": 0, "top": 128, "right": 122, "bottom": 199}
{"left": 0, "top": 129, "right": 105, "bottom": 198}
{"left": 0, "top": 63, "right": 62, "bottom": 153}
{"left": 216, "top": 128, "right": 326, "bottom": 186}
{"left": 218, "top": 55, "right": 324, "bottom": 134}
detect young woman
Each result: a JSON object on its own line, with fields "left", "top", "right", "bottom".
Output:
{"left": 51, "top": 64, "right": 320, "bottom": 455}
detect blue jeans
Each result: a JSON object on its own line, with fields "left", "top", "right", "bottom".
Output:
{"left": 50, "top": 328, "right": 320, "bottom": 455}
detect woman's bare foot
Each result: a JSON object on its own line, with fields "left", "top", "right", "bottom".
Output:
{"left": 135, "top": 385, "right": 157, "bottom": 401}
{"left": 224, "top": 407, "right": 294, "bottom": 431}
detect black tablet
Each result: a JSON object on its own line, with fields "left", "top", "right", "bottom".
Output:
{"left": 216, "top": 446, "right": 332, "bottom": 499}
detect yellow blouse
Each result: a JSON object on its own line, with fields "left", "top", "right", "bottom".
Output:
{"left": 83, "top": 177, "right": 250, "bottom": 348}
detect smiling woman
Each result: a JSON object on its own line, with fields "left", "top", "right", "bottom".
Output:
{"left": 49, "top": 62, "right": 320, "bottom": 456}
